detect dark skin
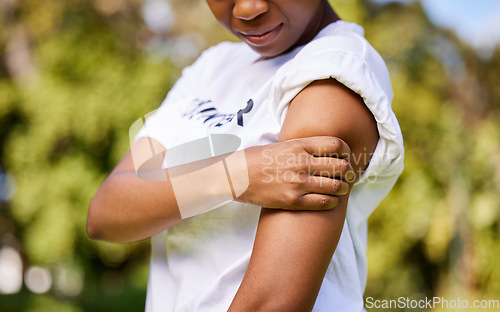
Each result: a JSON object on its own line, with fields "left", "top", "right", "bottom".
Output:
{"left": 87, "top": 136, "right": 353, "bottom": 243}
{"left": 88, "top": 0, "right": 379, "bottom": 310}
{"left": 204, "top": 0, "right": 378, "bottom": 310}
{"left": 229, "top": 78, "right": 378, "bottom": 311}
{"left": 206, "top": 0, "right": 340, "bottom": 58}
{"left": 87, "top": 2, "right": 351, "bottom": 244}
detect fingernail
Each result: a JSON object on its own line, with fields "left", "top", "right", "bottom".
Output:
{"left": 346, "top": 171, "right": 355, "bottom": 182}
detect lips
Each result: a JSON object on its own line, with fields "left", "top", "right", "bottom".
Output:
{"left": 238, "top": 24, "right": 282, "bottom": 46}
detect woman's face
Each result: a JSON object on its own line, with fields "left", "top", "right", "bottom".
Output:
{"left": 206, "top": 0, "right": 332, "bottom": 58}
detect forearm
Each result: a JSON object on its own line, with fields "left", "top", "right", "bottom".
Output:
{"left": 87, "top": 150, "right": 240, "bottom": 243}
{"left": 87, "top": 135, "right": 352, "bottom": 243}
{"left": 87, "top": 169, "right": 181, "bottom": 243}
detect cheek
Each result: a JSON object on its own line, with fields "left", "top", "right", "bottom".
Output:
{"left": 284, "top": 6, "right": 315, "bottom": 29}
{"left": 206, "top": 2, "right": 231, "bottom": 27}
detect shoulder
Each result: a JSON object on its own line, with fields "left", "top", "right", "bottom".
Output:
{"left": 303, "top": 20, "right": 370, "bottom": 57}
{"left": 273, "top": 20, "right": 395, "bottom": 128}
{"left": 277, "top": 21, "right": 393, "bottom": 101}
{"left": 274, "top": 21, "right": 404, "bottom": 183}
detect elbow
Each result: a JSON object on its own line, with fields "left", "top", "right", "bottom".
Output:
{"left": 231, "top": 291, "right": 315, "bottom": 312}
{"left": 247, "top": 301, "right": 313, "bottom": 312}
{"left": 86, "top": 196, "right": 105, "bottom": 241}
{"left": 265, "top": 298, "right": 314, "bottom": 312}
{"left": 86, "top": 222, "right": 101, "bottom": 241}
{"left": 87, "top": 190, "right": 137, "bottom": 244}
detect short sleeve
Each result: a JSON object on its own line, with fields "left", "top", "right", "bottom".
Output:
{"left": 271, "top": 31, "right": 404, "bottom": 186}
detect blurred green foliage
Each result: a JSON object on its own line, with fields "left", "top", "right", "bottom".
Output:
{"left": 0, "top": 0, "right": 499, "bottom": 311}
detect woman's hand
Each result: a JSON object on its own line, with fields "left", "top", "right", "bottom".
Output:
{"left": 87, "top": 135, "right": 353, "bottom": 243}
{"left": 237, "top": 136, "right": 354, "bottom": 211}
{"left": 229, "top": 78, "right": 378, "bottom": 311}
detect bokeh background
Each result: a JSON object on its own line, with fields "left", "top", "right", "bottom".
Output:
{"left": 0, "top": 0, "right": 499, "bottom": 311}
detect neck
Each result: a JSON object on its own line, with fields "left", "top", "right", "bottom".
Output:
{"left": 286, "top": 1, "right": 340, "bottom": 54}
{"left": 257, "top": 1, "right": 340, "bottom": 61}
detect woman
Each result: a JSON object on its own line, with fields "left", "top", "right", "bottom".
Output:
{"left": 87, "top": 0, "right": 404, "bottom": 311}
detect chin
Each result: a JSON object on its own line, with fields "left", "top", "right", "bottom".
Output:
{"left": 251, "top": 45, "right": 288, "bottom": 59}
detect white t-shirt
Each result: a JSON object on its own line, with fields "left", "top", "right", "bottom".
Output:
{"left": 137, "top": 21, "right": 404, "bottom": 312}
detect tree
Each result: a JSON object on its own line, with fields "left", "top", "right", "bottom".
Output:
{"left": 1, "top": 0, "right": 499, "bottom": 311}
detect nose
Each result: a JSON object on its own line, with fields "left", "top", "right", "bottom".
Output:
{"left": 233, "top": 0, "right": 269, "bottom": 21}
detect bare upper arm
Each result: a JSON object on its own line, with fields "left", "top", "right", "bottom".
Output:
{"left": 280, "top": 78, "right": 378, "bottom": 179}
{"left": 230, "top": 78, "right": 378, "bottom": 311}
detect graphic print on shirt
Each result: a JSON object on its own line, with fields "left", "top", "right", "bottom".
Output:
{"left": 183, "top": 98, "right": 253, "bottom": 128}
{"left": 237, "top": 99, "right": 253, "bottom": 127}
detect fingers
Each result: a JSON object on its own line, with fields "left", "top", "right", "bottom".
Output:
{"left": 300, "top": 136, "right": 351, "bottom": 159}
{"left": 305, "top": 156, "right": 355, "bottom": 182}
{"left": 294, "top": 193, "right": 340, "bottom": 211}
{"left": 241, "top": 137, "right": 354, "bottom": 211}
{"left": 303, "top": 176, "right": 349, "bottom": 196}
{"left": 268, "top": 176, "right": 348, "bottom": 211}
{"left": 290, "top": 176, "right": 349, "bottom": 211}
{"left": 293, "top": 136, "right": 355, "bottom": 182}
